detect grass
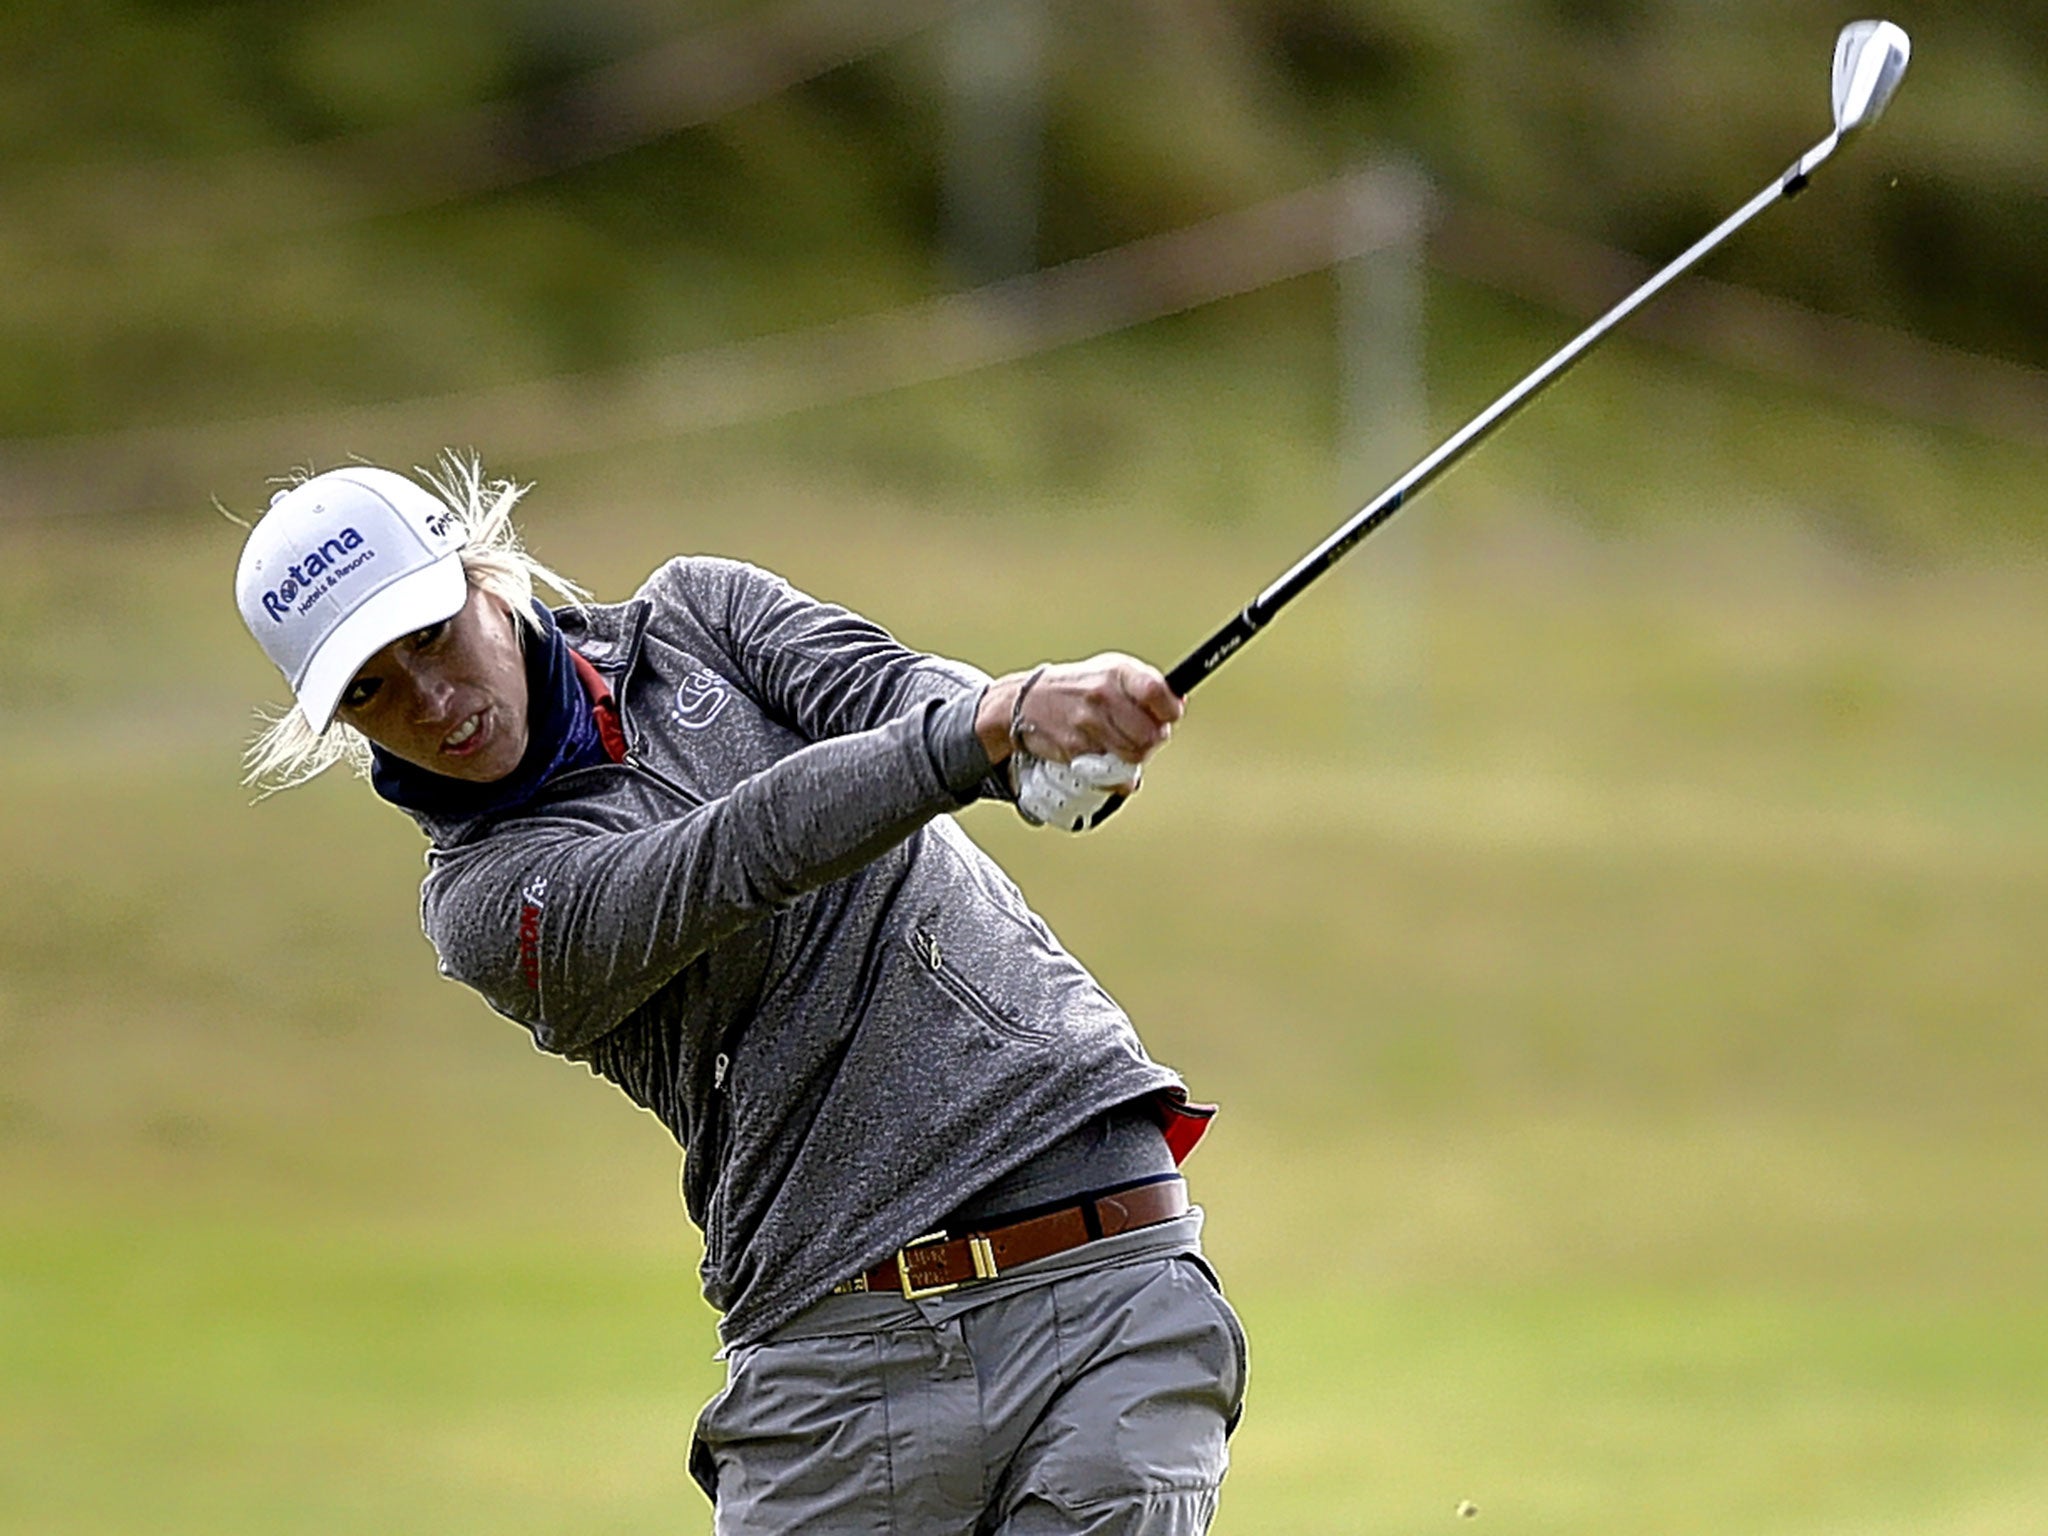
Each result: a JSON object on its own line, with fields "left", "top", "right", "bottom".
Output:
{"left": 10, "top": 1215, "right": 2046, "bottom": 1536}
{"left": 1231, "top": 1283, "right": 2048, "bottom": 1536}
{"left": 5, "top": 288, "right": 2048, "bottom": 1532}
{"left": 0, "top": 1217, "right": 715, "bottom": 1535}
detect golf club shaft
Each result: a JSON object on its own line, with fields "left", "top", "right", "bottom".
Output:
{"left": 1162, "top": 135, "right": 1839, "bottom": 700}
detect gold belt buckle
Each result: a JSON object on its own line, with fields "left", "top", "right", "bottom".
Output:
{"left": 894, "top": 1231, "right": 999, "bottom": 1300}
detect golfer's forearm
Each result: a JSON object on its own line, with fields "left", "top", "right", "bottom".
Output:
{"left": 930, "top": 687, "right": 1002, "bottom": 789}
{"left": 708, "top": 699, "right": 974, "bottom": 903}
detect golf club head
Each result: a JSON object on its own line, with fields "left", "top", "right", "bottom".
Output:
{"left": 1832, "top": 20, "right": 1911, "bottom": 134}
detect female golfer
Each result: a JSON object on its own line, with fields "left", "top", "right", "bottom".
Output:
{"left": 233, "top": 456, "right": 1244, "bottom": 1533}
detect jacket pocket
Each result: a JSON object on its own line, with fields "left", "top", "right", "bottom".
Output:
{"left": 905, "top": 923, "right": 1044, "bottom": 1043}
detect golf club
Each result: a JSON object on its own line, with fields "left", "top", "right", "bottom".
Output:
{"left": 1160, "top": 18, "right": 1910, "bottom": 701}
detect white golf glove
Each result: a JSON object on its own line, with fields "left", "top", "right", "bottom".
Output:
{"left": 1013, "top": 751, "right": 1141, "bottom": 832}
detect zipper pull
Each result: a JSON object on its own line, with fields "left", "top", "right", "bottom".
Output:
{"left": 712, "top": 1052, "right": 729, "bottom": 1090}
{"left": 913, "top": 928, "right": 941, "bottom": 970}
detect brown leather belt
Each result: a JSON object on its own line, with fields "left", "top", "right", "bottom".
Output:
{"left": 830, "top": 1177, "right": 1189, "bottom": 1300}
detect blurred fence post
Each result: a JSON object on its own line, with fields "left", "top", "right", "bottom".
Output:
{"left": 1338, "top": 158, "right": 1432, "bottom": 758}
{"left": 940, "top": 0, "right": 1047, "bottom": 287}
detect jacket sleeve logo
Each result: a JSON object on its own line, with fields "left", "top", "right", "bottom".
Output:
{"left": 516, "top": 876, "right": 549, "bottom": 994}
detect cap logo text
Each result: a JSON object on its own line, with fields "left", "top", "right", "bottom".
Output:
{"left": 261, "top": 528, "right": 370, "bottom": 622}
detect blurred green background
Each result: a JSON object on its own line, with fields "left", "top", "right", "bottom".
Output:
{"left": 5, "top": 2, "right": 2047, "bottom": 1532}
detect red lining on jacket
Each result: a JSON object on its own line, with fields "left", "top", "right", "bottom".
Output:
{"left": 568, "top": 648, "right": 628, "bottom": 764}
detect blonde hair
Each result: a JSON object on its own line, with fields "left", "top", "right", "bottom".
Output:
{"left": 243, "top": 451, "right": 590, "bottom": 796}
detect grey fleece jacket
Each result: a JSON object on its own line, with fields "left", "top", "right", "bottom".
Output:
{"left": 403, "top": 557, "right": 1192, "bottom": 1345}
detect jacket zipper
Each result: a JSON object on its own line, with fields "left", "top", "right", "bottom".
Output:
{"left": 701, "top": 1049, "right": 734, "bottom": 1264}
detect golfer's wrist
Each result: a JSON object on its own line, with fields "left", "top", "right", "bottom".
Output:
{"left": 977, "top": 678, "right": 1017, "bottom": 764}
{"left": 977, "top": 669, "right": 1040, "bottom": 764}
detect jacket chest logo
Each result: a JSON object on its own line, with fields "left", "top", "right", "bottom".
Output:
{"left": 671, "top": 671, "right": 732, "bottom": 731}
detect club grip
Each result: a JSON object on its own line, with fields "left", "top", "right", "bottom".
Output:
{"left": 1165, "top": 607, "right": 1259, "bottom": 699}
{"left": 1163, "top": 655, "right": 1207, "bottom": 698}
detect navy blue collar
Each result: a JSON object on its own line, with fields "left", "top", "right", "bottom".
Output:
{"left": 371, "top": 602, "right": 609, "bottom": 820}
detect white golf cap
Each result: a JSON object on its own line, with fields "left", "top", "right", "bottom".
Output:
{"left": 234, "top": 465, "right": 469, "bottom": 732}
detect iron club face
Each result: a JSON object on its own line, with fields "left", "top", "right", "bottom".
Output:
{"left": 1832, "top": 20, "right": 1912, "bottom": 135}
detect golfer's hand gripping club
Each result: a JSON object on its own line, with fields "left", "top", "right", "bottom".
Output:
{"left": 986, "top": 656, "right": 1180, "bottom": 833}
{"left": 1014, "top": 750, "right": 1143, "bottom": 831}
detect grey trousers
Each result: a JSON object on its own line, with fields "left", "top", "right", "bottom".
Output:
{"left": 689, "top": 1211, "right": 1247, "bottom": 1534}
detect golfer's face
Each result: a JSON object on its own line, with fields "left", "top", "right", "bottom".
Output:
{"left": 336, "top": 584, "right": 530, "bottom": 783}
